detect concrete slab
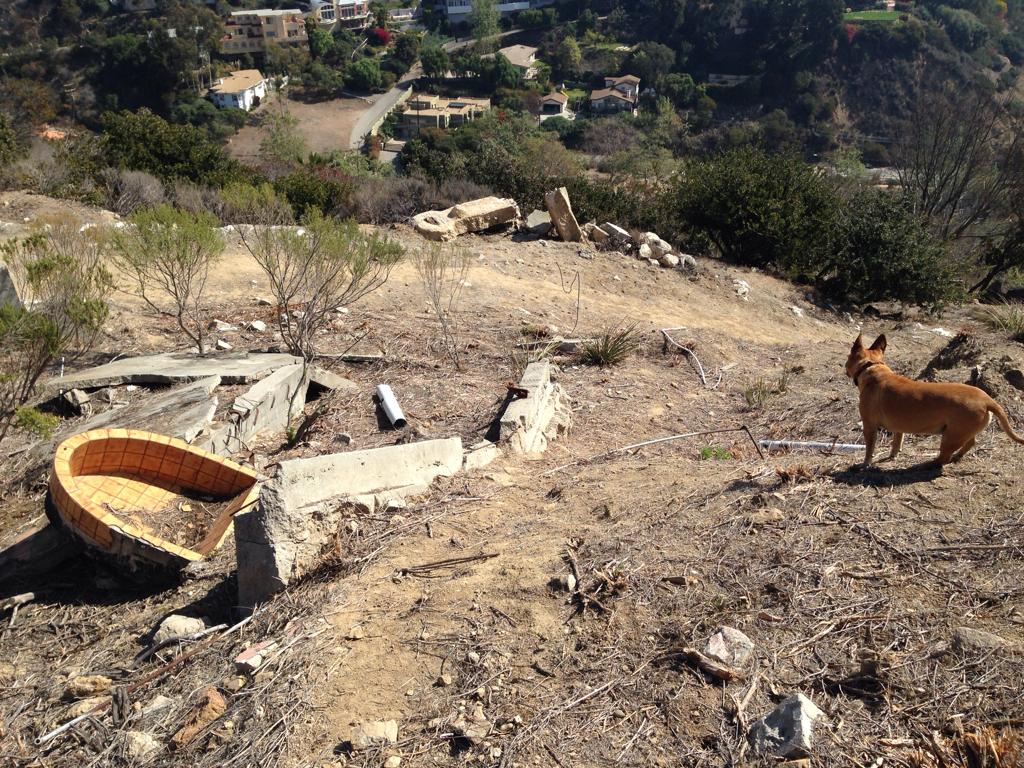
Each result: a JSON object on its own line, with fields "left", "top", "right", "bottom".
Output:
{"left": 412, "top": 196, "right": 521, "bottom": 242}
{"left": 0, "top": 264, "right": 21, "bottom": 309}
{"left": 236, "top": 437, "right": 463, "bottom": 608}
{"left": 544, "top": 187, "right": 582, "bottom": 242}
{"left": 45, "top": 352, "right": 301, "bottom": 391}
{"left": 500, "top": 361, "right": 571, "bottom": 454}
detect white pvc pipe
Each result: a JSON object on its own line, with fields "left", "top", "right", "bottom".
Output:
{"left": 375, "top": 384, "right": 407, "bottom": 428}
{"left": 759, "top": 440, "right": 865, "bottom": 454}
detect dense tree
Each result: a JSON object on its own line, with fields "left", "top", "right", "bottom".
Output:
{"left": 347, "top": 57, "right": 383, "bottom": 92}
{"left": 481, "top": 53, "right": 520, "bottom": 89}
{"left": 394, "top": 33, "right": 421, "bottom": 66}
{"left": 100, "top": 108, "right": 244, "bottom": 186}
{"left": 307, "top": 19, "right": 335, "bottom": 59}
{"left": 44, "top": 0, "right": 82, "bottom": 42}
{"left": 553, "top": 36, "right": 582, "bottom": 78}
{"left": 470, "top": 0, "right": 500, "bottom": 45}
{"left": 625, "top": 41, "right": 676, "bottom": 85}
{"left": 421, "top": 46, "right": 450, "bottom": 79}
{"left": 660, "top": 72, "right": 698, "bottom": 107}
{"left": 0, "top": 114, "right": 20, "bottom": 170}
{"left": 745, "top": 0, "right": 843, "bottom": 84}
{"left": 303, "top": 60, "right": 345, "bottom": 97}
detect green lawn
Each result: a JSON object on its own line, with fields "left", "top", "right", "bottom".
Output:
{"left": 843, "top": 9, "right": 900, "bottom": 21}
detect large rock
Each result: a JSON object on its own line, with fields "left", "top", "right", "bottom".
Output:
{"left": 602, "top": 222, "right": 630, "bottom": 244}
{"left": 525, "top": 209, "right": 552, "bottom": 237}
{"left": 544, "top": 187, "right": 583, "bottom": 242}
{"left": 236, "top": 438, "right": 464, "bottom": 608}
{"left": 0, "top": 264, "right": 22, "bottom": 309}
{"left": 412, "top": 196, "right": 520, "bottom": 242}
{"left": 640, "top": 232, "right": 673, "bottom": 257}
{"left": 500, "top": 361, "right": 572, "bottom": 454}
{"left": 351, "top": 720, "right": 399, "bottom": 749}
{"left": 748, "top": 694, "right": 824, "bottom": 758}
{"left": 45, "top": 352, "right": 301, "bottom": 391}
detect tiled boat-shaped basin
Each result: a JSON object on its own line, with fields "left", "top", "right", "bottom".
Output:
{"left": 49, "top": 429, "right": 259, "bottom": 570}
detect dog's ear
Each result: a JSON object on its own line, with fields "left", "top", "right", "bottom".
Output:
{"left": 869, "top": 334, "right": 887, "bottom": 352}
{"left": 852, "top": 334, "right": 865, "bottom": 350}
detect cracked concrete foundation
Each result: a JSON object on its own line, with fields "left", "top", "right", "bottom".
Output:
{"left": 500, "top": 361, "right": 572, "bottom": 454}
{"left": 235, "top": 437, "right": 463, "bottom": 608}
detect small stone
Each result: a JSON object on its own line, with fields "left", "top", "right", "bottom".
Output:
{"left": 452, "top": 716, "right": 491, "bottom": 744}
{"left": 704, "top": 626, "right": 755, "bottom": 669}
{"left": 245, "top": 320, "right": 267, "bottom": 333}
{"left": 953, "top": 626, "right": 1017, "bottom": 654}
{"left": 140, "top": 694, "right": 174, "bottom": 719}
{"left": 748, "top": 693, "right": 824, "bottom": 758}
{"left": 254, "top": 297, "right": 273, "bottom": 306}
{"left": 436, "top": 674, "right": 454, "bottom": 687}
{"left": 223, "top": 675, "right": 247, "bottom": 692}
{"left": 65, "top": 675, "right": 113, "bottom": 699}
{"left": 733, "top": 279, "right": 750, "bottom": 299}
{"left": 550, "top": 574, "right": 576, "bottom": 592}
{"left": 679, "top": 254, "right": 697, "bottom": 271}
{"left": 62, "top": 388, "right": 92, "bottom": 413}
{"left": 216, "top": 339, "right": 233, "bottom": 351}
{"left": 790, "top": 306, "right": 804, "bottom": 317}
{"left": 209, "top": 319, "right": 237, "bottom": 332}
{"left": 647, "top": 258, "right": 659, "bottom": 267}
{"left": 350, "top": 720, "right": 399, "bottom": 749}
{"left": 234, "top": 640, "right": 279, "bottom": 673}
{"left": 346, "top": 625, "right": 365, "bottom": 640}
{"left": 638, "top": 243, "right": 653, "bottom": 261}
{"left": 385, "top": 757, "right": 402, "bottom": 768}
{"left": 335, "top": 432, "right": 354, "bottom": 445}
{"left": 467, "top": 651, "right": 481, "bottom": 664}
{"left": 152, "top": 615, "right": 205, "bottom": 646}
{"left": 658, "top": 253, "right": 680, "bottom": 268}
{"left": 124, "top": 730, "right": 161, "bottom": 760}
{"left": 471, "top": 703, "right": 486, "bottom": 721}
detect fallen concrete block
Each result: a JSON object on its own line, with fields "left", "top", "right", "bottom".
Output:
{"left": 308, "top": 366, "right": 358, "bottom": 393}
{"left": 658, "top": 253, "right": 680, "bottom": 268}
{"left": 590, "top": 225, "right": 609, "bottom": 244}
{"left": 0, "top": 264, "right": 22, "bottom": 309}
{"left": 46, "top": 352, "right": 300, "bottom": 391}
{"left": 351, "top": 720, "right": 399, "bottom": 749}
{"left": 27, "top": 377, "right": 221, "bottom": 468}
{"left": 602, "top": 222, "right": 630, "bottom": 244}
{"left": 464, "top": 440, "right": 501, "bottom": 471}
{"left": 236, "top": 438, "right": 463, "bottom": 607}
{"left": 62, "top": 389, "right": 92, "bottom": 415}
{"left": 500, "top": 361, "right": 571, "bottom": 454}
{"left": 525, "top": 209, "right": 552, "bottom": 237}
{"left": 412, "top": 196, "right": 520, "bottom": 242}
{"left": 544, "top": 187, "right": 582, "bottom": 242}
{"left": 205, "top": 364, "right": 306, "bottom": 456}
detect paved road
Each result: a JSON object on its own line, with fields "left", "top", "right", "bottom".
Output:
{"left": 347, "top": 29, "right": 524, "bottom": 149}
{"left": 348, "top": 62, "right": 422, "bottom": 149}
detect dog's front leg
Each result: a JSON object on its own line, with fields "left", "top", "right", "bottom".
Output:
{"left": 862, "top": 424, "right": 879, "bottom": 467}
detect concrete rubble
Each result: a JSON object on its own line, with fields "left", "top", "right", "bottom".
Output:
{"left": 748, "top": 693, "right": 824, "bottom": 758}
{"left": 602, "top": 222, "right": 630, "bottom": 244}
{"left": 463, "top": 440, "right": 502, "bottom": 471}
{"left": 500, "top": 361, "right": 572, "bottom": 454}
{"left": 46, "top": 351, "right": 301, "bottom": 391}
{"left": 525, "top": 209, "right": 552, "bottom": 237}
{"left": 544, "top": 187, "right": 583, "bottom": 242}
{"left": 412, "top": 196, "right": 520, "bottom": 241}
{"left": 123, "top": 730, "right": 162, "bottom": 760}
{"left": 235, "top": 438, "right": 464, "bottom": 608}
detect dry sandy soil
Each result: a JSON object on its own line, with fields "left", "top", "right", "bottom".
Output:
{"left": 226, "top": 90, "right": 373, "bottom": 164}
{"left": 1, "top": 191, "right": 1023, "bottom": 768}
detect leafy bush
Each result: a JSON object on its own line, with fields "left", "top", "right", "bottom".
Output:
{"left": 347, "top": 57, "right": 383, "bottom": 92}
{"left": 273, "top": 167, "right": 356, "bottom": 219}
{"left": 0, "top": 215, "right": 112, "bottom": 440}
{"left": 368, "top": 27, "right": 391, "bottom": 46}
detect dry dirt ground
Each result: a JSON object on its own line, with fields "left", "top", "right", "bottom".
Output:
{"left": 225, "top": 90, "right": 373, "bottom": 164}
{"left": 1, "top": 191, "right": 1024, "bottom": 768}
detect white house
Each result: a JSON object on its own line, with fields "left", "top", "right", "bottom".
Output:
{"left": 209, "top": 70, "right": 268, "bottom": 111}
{"left": 482, "top": 44, "right": 539, "bottom": 79}
{"left": 443, "top": 0, "right": 554, "bottom": 23}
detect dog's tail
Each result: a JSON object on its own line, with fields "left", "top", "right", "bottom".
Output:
{"left": 988, "top": 401, "right": 1024, "bottom": 445}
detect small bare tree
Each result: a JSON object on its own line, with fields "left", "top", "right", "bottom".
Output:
{"left": 227, "top": 185, "right": 403, "bottom": 360}
{"left": 1, "top": 215, "right": 113, "bottom": 440}
{"left": 415, "top": 242, "right": 473, "bottom": 370}
{"left": 110, "top": 204, "right": 224, "bottom": 352}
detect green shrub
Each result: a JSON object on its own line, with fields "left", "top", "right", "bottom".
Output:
{"left": 581, "top": 323, "right": 641, "bottom": 367}
{"left": 698, "top": 445, "right": 733, "bottom": 461}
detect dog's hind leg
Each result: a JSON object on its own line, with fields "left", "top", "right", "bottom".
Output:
{"left": 951, "top": 436, "right": 977, "bottom": 463}
{"left": 933, "top": 431, "right": 965, "bottom": 466}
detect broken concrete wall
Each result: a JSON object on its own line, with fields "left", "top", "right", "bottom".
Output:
{"left": 235, "top": 437, "right": 463, "bottom": 608}
{"left": 204, "top": 364, "right": 308, "bottom": 456}
{"left": 500, "top": 361, "right": 571, "bottom": 454}
{"left": 412, "top": 197, "right": 520, "bottom": 242}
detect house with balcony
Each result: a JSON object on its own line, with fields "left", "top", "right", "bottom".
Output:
{"left": 396, "top": 93, "right": 491, "bottom": 138}
{"left": 310, "top": 0, "right": 373, "bottom": 28}
{"left": 589, "top": 74, "right": 640, "bottom": 114}
{"left": 443, "top": 0, "right": 554, "bottom": 24}
{"left": 208, "top": 69, "right": 268, "bottom": 111}
{"left": 222, "top": 9, "right": 308, "bottom": 55}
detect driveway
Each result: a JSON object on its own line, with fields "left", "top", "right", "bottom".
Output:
{"left": 348, "top": 62, "right": 422, "bottom": 149}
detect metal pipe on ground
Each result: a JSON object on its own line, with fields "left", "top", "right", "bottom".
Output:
{"left": 375, "top": 384, "right": 407, "bottom": 429}
{"left": 759, "top": 440, "right": 865, "bottom": 454}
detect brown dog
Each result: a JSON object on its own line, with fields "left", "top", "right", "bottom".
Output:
{"left": 845, "top": 333, "right": 1024, "bottom": 467}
